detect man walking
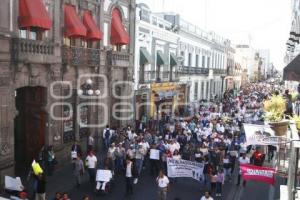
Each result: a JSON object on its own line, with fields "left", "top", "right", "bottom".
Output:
{"left": 125, "top": 158, "right": 137, "bottom": 196}
{"left": 73, "top": 155, "right": 84, "bottom": 188}
{"left": 237, "top": 153, "right": 250, "bottom": 187}
{"left": 85, "top": 151, "right": 97, "bottom": 184}
{"left": 156, "top": 170, "right": 170, "bottom": 200}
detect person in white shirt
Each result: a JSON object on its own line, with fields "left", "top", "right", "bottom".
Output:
{"left": 88, "top": 135, "right": 94, "bottom": 152}
{"left": 85, "top": 151, "right": 97, "bottom": 184}
{"left": 156, "top": 170, "right": 169, "bottom": 200}
{"left": 237, "top": 153, "right": 250, "bottom": 186}
{"left": 125, "top": 158, "right": 136, "bottom": 195}
{"left": 200, "top": 191, "right": 214, "bottom": 200}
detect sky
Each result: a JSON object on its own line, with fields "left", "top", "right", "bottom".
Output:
{"left": 137, "top": 0, "right": 291, "bottom": 70}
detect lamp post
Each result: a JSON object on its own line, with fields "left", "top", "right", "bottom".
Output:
{"left": 76, "top": 78, "right": 101, "bottom": 150}
{"left": 154, "top": 93, "right": 161, "bottom": 132}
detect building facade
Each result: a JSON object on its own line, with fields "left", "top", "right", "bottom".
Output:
{"left": 0, "top": 0, "right": 135, "bottom": 182}
{"left": 134, "top": 4, "right": 185, "bottom": 120}
{"left": 162, "top": 15, "right": 228, "bottom": 102}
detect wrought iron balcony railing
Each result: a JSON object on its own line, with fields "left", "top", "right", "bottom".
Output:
{"left": 179, "top": 66, "right": 209, "bottom": 75}
{"left": 107, "top": 50, "right": 130, "bottom": 67}
{"left": 62, "top": 45, "right": 100, "bottom": 66}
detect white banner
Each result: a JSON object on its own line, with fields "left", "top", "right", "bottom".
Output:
{"left": 167, "top": 158, "right": 204, "bottom": 181}
{"left": 243, "top": 123, "right": 275, "bottom": 146}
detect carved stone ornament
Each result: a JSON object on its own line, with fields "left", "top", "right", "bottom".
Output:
{"left": 49, "top": 65, "right": 61, "bottom": 81}
{"left": 1, "top": 127, "right": 10, "bottom": 155}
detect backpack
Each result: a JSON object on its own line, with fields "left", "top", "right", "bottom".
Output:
{"left": 105, "top": 129, "right": 110, "bottom": 138}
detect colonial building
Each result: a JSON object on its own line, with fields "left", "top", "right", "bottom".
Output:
{"left": 0, "top": 0, "right": 135, "bottom": 182}
{"left": 134, "top": 4, "right": 185, "bottom": 120}
{"left": 160, "top": 14, "right": 228, "bottom": 102}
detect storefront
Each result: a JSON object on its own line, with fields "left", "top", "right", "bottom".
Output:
{"left": 149, "top": 82, "right": 187, "bottom": 118}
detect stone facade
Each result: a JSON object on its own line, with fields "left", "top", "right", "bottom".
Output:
{"left": 0, "top": 0, "right": 135, "bottom": 185}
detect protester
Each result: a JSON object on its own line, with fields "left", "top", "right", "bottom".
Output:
{"left": 237, "top": 153, "right": 250, "bottom": 187}
{"left": 156, "top": 170, "right": 170, "bottom": 200}
{"left": 73, "top": 155, "right": 84, "bottom": 188}
{"left": 125, "top": 157, "right": 137, "bottom": 195}
{"left": 35, "top": 173, "right": 46, "bottom": 200}
{"left": 200, "top": 191, "right": 214, "bottom": 200}
{"left": 85, "top": 151, "right": 97, "bottom": 184}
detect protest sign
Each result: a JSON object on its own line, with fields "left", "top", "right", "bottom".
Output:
{"left": 31, "top": 160, "right": 43, "bottom": 175}
{"left": 96, "top": 170, "right": 112, "bottom": 182}
{"left": 150, "top": 149, "right": 160, "bottom": 160}
{"left": 167, "top": 158, "right": 204, "bottom": 181}
{"left": 240, "top": 164, "right": 275, "bottom": 185}
{"left": 243, "top": 123, "right": 275, "bottom": 146}
{"left": 71, "top": 151, "right": 77, "bottom": 159}
{"left": 5, "top": 176, "right": 23, "bottom": 191}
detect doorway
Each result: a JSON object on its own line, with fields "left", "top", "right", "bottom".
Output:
{"left": 14, "top": 86, "right": 47, "bottom": 175}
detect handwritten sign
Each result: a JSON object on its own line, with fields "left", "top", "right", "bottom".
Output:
{"left": 96, "top": 170, "right": 112, "bottom": 182}
{"left": 150, "top": 149, "right": 160, "bottom": 160}
{"left": 5, "top": 176, "right": 23, "bottom": 191}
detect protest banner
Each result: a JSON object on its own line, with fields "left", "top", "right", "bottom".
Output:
{"left": 240, "top": 164, "right": 276, "bottom": 185}
{"left": 167, "top": 158, "right": 204, "bottom": 181}
{"left": 243, "top": 123, "right": 275, "bottom": 146}
{"left": 96, "top": 169, "right": 112, "bottom": 182}
{"left": 150, "top": 149, "right": 160, "bottom": 160}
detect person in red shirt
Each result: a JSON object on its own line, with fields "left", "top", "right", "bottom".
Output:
{"left": 251, "top": 147, "right": 265, "bottom": 166}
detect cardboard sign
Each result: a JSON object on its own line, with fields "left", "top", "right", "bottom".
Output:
{"left": 96, "top": 170, "right": 112, "bottom": 182}
{"left": 5, "top": 176, "right": 23, "bottom": 191}
{"left": 150, "top": 149, "right": 160, "bottom": 160}
{"left": 71, "top": 151, "right": 77, "bottom": 159}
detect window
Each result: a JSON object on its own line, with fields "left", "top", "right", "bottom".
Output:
{"left": 194, "top": 82, "right": 198, "bottom": 101}
{"left": 19, "top": 29, "right": 27, "bottom": 39}
{"left": 206, "top": 81, "right": 209, "bottom": 99}
{"left": 180, "top": 51, "right": 185, "bottom": 65}
{"left": 188, "top": 53, "right": 192, "bottom": 66}
{"left": 19, "top": 28, "right": 43, "bottom": 40}
{"left": 202, "top": 55, "right": 205, "bottom": 68}
{"left": 212, "top": 53, "right": 215, "bottom": 68}
{"left": 196, "top": 54, "right": 199, "bottom": 67}
{"left": 63, "top": 37, "right": 76, "bottom": 46}
{"left": 207, "top": 57, "right": 210, "bottom": 68}
{"left": 201, "top": 82, "right": 205, "bottom": 100}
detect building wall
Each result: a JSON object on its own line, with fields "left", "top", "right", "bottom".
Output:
{"left": 0, "top": 0, "right": 136, "bottom": 185}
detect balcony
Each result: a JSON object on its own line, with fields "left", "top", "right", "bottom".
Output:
{"left": 62, "top": 46, "right": 100, "bottom": 66}
{"left": 179, "top": 66, "right": 209, "bottom": 75}
{"left": 139, "top": 70, "right": 175, "bottom": 84}
{"left": 139, "top": 70, "right": 156, "bottom": 84}
{"left": 11, "top": 38, "right": 58, "bottom": 64}
{"left": 213, "top": 69, "right": 227, "bottom": 75}
{"left": 107, "top": 50, "right": 130, "bottom": 67}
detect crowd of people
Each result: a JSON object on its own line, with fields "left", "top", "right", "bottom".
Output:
{"left": 6, "top": 83, "right": 290, "bottom": 200}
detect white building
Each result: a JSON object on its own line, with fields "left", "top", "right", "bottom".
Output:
{"left": 257, "top": 49, "right": 271, "bottom": 79}
{"left": 160, "top": 14, "right": 228, "bottom": 102}
{"left": 134, "top": 4, "right": 182, "bottom": 119}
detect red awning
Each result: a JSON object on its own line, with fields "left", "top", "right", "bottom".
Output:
{"left": 110, "top": 9, "right": 130, "bottom": 45}
{"left": 64, "top": 4, "right": 87, "bottom": 38}
{"left": 83, "top": 10, "right": 103, "bottom": 40}
{"left": 19, "top": 0, "right": 52, "bottom": 30}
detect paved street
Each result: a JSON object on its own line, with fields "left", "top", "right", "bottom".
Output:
{"left": 40, "top": 151, "right": 284, "bottom": 200}
{"left": 44, "top": 160, "right": 234, "bottom": 200}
